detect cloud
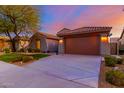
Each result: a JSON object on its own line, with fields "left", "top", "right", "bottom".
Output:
{"left": 41, "top": 5, "right": 124, "bottom": 37}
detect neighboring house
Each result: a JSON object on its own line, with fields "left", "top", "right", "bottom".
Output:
{"left": 0, "top": 36, "right": 29, "bottom": 52}
{"left": 110, "top": 37, "right": 119, "bottom": 55}
{"left": 0, "top": 36, "right": 11, "bottom": 51}
{"left": 29, "top": 32, "right": 59, "bottom": 53}
{"left": 0, "top": 32, "right": 59, "bottom": 53}
{"left": 57, "top": 27, "right": 112, "bottom": 55}
{"left": 118, "top": 29, "right": 124, "bottom": 54}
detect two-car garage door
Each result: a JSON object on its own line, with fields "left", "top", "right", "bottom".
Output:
{"left": 65, "top": 36, "right": 100, "bottom": 55}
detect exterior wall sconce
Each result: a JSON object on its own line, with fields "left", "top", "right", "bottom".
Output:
{"left": 101, "top": 36, "right": 108, "bottom": 42}
{"left": 59, "top": 39, "right": 63, "bottom": 44}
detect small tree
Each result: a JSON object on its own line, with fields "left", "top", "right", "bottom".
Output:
{"left": 0, "top": 5, "right": 39, "bottom": 52}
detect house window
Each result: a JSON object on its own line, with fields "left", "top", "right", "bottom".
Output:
{"left": 36, "top": 40, "right": 41, "bottom": 49}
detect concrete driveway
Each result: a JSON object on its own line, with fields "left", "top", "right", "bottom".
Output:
{"left": 0, "top": 54, "right": 101, "bottom": 88}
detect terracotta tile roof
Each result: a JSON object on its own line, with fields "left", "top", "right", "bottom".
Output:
{"left": 38, "top": 32, "right": 60, "bottom": 40}
{"left": 57, "top": 27, "right": 112, "bottom": 36}
{"left": 13, "top": 36, "right": 30, "bottom": 41}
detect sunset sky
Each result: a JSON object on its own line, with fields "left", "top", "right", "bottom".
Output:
{"left": 39, "top": 5, "right": 124, "bottom": 37}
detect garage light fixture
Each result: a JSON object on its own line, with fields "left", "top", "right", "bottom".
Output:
{"left": 59, "top": 39, "right": 63, "bottom": 44}
{"left": 101, "top": 36, "right": 108, "bottom": 42}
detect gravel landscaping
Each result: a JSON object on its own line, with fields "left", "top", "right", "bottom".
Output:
{"left": 99, "top": 55, "right": 124, "bottom": 88}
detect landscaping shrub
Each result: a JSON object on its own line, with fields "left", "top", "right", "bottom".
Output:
{"left": 27, "top": 48, "right": 41, "bottom": 53}
{"left": 22, "top": 56, "right": 34, "bottom": 62}
{"left": 34, "top": 48, "right": 41, "bottom": 53}
{"left": 27, "top": 48, "right": 33, "bottom": 52}
{"left": 105, "top": 56, "right": 117, "bottom": 67}
{"left": 106, "top": 70, "right": 124, "bottom": 87}
{"left": 32, "top": 54, "right": 49, "bottom": 60}
{"left": 0, "top": 53, "right": 23, "bottom": 62}
{"left": 0, "top": 53, "right": 49, "bottom": 63}
{"left": 11, "top": 56, "right": 22, "bottom": 62}
{"left": 117, "top": 58, "right": 123, "bottom": 64}
{"left": 3, "top": 48, "right": 11, "bottom": 53}
{"left": 18, "top": 48, "right": 25, "bottom": 52}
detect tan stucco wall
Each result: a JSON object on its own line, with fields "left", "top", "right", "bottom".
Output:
{"left": 29, "top": 33, "right": 47, "bottom": 52}
{"left": 100, "top": 34, "right": 110, "bottom": 55}
{"left": 58, "top": 38, "right": 64, "bottom": 54}
{"left": 46, "top": 39, "right": 59, "bottom": 52}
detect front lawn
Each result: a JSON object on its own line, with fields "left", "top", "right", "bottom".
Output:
{"left": 31, "top": 54, "right": 49, "bottom": 60}
{"left": 0, "top": 53, "right": 23, "bottom": 62}
{"left": 0, "top": 53, "right": 49, "bottom": 66}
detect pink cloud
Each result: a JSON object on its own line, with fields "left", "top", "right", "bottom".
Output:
{"left": 43, "top": 6, "right": 124, "bottom": 37}
{"left": 42, "top": 22, "right": 65, "bottom": 34}
{"left": 67, "top": 6, "right": 124, "bottom": 37}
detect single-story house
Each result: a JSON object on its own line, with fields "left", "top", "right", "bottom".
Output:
{"left": 57, "top": 27, "right": 112, "bottom": 55}
{"left": 29, "top": 32, "right": 59, "bottom": 53}
{"left": 0, "top": 36, "right": 30, "bottom": 52}
{"left": 0, "top": 32, "right": 59, "bottom": 53}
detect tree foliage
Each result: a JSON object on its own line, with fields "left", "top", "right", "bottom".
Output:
{"left": 0, "top": 5, "right": 39, "bottom": 51}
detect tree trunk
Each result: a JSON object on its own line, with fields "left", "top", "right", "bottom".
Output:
{"left": 11, "top": 39, "right": 16, "bottom": 52}
{"left": 4, "top": 30, "right": 16, "bottom": 52}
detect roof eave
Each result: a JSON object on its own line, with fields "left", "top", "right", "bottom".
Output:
{"left": 57, "top": 27, "right": 112, "bottom": 37}
{"left": 57, "top": 31, "right": 111, "bottom": 37}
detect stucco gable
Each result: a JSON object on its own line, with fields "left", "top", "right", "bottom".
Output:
{"left": 31, "top": 32, "right": 59, "bottom": 40}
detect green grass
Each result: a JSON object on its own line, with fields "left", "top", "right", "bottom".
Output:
{"left": 0, "top": 53, "right": 23, "bottom": 62}
{"left": 32, "top": 54, "right": 49, "bottom": 60}
{"left": 0, "top": 53, "right": 49, "bottom": 62}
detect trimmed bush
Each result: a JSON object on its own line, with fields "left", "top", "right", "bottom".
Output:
{"left": 105, "top": 56, "right": 117, "bottom": 67}
{"left": 106, "top": 70, "right": 124, "bottom": 87}
{"left": 117, "top": 58, "right": 123, "bottom": 64}
{"left": 27, "top": 48, "right": 33, "bottom": 52}
{"left": 0, "top": 53, "right": 23, "bottom": 62}
{"left": 22, "top": 56, "right": 34, "bottom": 62}
{"left": 34, "top": 49, "right": 41, "bottom": 53}
{"left": 27, "top": 48, "right": 41, "bottom": 53}
{"left": 32, "top": 54, "right": 49, "bottom": 60}
{"left": 18, "top": 48, "right": 25, "bottom": 52}
{"left": 3, "top": 48, "right": 11, "bottom": 53}
{"left": 11, "top": 56, "right": 22, "bottom": 62}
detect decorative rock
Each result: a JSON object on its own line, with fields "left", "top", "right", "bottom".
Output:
{"left": 112, "top": 55, "right": 121, "bottom": 59}
{"left": 20, "top": 61, "right": 23, "bottom": 64}
{"left": 101, "top": 57, "right": 105, "bottom": 62}
{"left": 112, "top": 67, "right": 119, "bottom": 70}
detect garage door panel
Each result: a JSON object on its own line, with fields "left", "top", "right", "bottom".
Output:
{"left": 65, "top": 36, "right": 100, "bottom": 55}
